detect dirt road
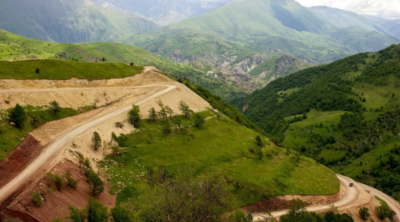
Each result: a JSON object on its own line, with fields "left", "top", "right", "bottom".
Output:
{"left": 0, "top": 84, "right": 176, "bottom": 204}
{"left": 254, "top": 175, "right": 400, "bottom": 221}
{"left": 361, "top": 183, "right": 400, "bottom": 221}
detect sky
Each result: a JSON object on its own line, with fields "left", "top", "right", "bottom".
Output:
{"left": 295, "top": 0, "right": 400, "bottom": 20}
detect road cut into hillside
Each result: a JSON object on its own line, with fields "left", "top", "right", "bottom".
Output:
{"left": 0, "top": 68, "right": 211, "bottom": 208}
{"left": 253, "top": 175, "right": 400, "bottom": 222}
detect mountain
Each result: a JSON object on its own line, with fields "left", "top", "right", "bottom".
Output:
{"left": 363, "top": 15, "right": 400, "bottom": 39}
{"left": 309, "top": 6, "right": 382, "bottom": 32}
{"left": 123, "top": 0, "right": 399, "bottom": 96}
{"left": 0, "top": 0, "right": 158, "bottom": 43}
{"left": 309, "top": 6, "right": 400, "bottom": 40}
{"left": 233, "top": 44, "right": 400, "bottom": 199}
{"left": 92, "top": 0, "right": 234, "bottom": 26}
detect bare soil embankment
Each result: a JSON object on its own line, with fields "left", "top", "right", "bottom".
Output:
{"left": 0, "top": 135, "right": 43, "bottom": 188}
{"left": 3, "top": 159, "right": 115, "bottom": 222}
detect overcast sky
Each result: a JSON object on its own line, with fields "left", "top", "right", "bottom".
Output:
{"left": 295, "top": 0, "right": 400, "bottom": 20}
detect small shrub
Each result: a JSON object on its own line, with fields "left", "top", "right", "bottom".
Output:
{"left": 359, "top": 207, "right": 370, "bottom": 221}
{"left": 115, "top": 122, "right": 124, "bottom": 128}
{"left": 31, "top": 192, "right": 42, "bottom": 207}
{"left": 111, "top": 206, "right": 133, "bottom": 222}
{"left": 65, "top": 170, "right": 77, "bottom": 189}
{"left": 92, "top": 131, "right": 102, "bottom": 151}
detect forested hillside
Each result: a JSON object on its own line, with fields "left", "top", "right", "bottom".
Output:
{"left": 234, "top": 44, "right": 400, "bottom": 199}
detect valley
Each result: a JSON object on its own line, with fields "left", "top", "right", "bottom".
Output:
{"left": 0, "top": 0, "right": 400, "bottom": 221}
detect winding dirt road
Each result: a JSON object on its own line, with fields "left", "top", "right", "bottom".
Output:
{"left": 0, "top": 84, "right": 176, "bottom": 204}
{"left": 254, "top": 175, "right": 400, "bottom": 221}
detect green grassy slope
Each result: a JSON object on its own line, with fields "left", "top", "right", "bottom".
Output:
{"left": 233, "top": 44, "right": 400, "bottom": 200}
{"left": 0, "top": 60, "right": 143, "bottom": 80}
{"left": 0, "top": 0, "right": 158, "bottom": 43}
{"left": 100, "top": 110, "right": 339, "bottom": 208}
{"left": 0, "top": 29, "right": 244, "bottom": 100}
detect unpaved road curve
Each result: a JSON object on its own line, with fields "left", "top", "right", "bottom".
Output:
{"left": 0, "top": 84, "right": 176, "bottom": 204}
{"left": 254, "top": 175, "right": 400, "bottom": 221}
{"left": 361, "top": 183, "right": 400, "bottom": 221}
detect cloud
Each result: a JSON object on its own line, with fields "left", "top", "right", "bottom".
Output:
{"left": 295, "top": 0, "right": 400, "bottom": 19}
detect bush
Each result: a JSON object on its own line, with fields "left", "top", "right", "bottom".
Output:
{"left": 92, "top": 131, "right": 101, "bottom": 151}
{"left": 128, "top": 105, "right": 141, "bottom": 126}
{"left": 65, "top": 170, "right": 77, "bottom": 189}
{"left": 193, "top": 113, "right": 205, "bottom": 128}
{"left": 359, "top": 207, "right": 370, "bottom": 221}
{"left": 87, "top": 197, "right": 109, "bottom": 222}
{"left": 9, "top": 104, "right": 26, "bottom": 128}
{"left": 68, "top": 206, "right": 86, "bottom": 222}
{"left": 375, "top": 204, "right": 395, "bottom": 221}
{"left": 179, "top": 101, "right": 193, "bottom": 118}
{"left": 31, "top": 192, "right": 42, "bottom": 207}
{"left": 49, "top": 101, "right": 61, "bottom": 115}
{"left": 87, "top": 170, "right": 104, "bottom": 196}
{"left": 46, "top": 173, "right": 65, "bottom": 191}
{"left": 148, "top": 107, "right": 157, "bottom": 121}
{"left": 111, "top": 206, "right": 133, "bottom": 222}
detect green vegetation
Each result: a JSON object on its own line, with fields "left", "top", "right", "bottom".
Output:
{"left": 359, "top": 207, "right": 370, "bottom": 221}
{"left": 68, "top": 198, "right": 108, "bottom": 222}
{"left": 136, "top": 173, "right": 233, "bottom": 222}
{"left": 92, "top": 131, "right": 101, "bottom": 151}
{"left": 111, "top": 206, "right": 134, "bottom": 222}
{"left": 375, "top": 196, "right": 396, "bottom": 221}
{"left": 127, "top": 105, "right": 141, "bottom": 127}
{"left": 8, "top": 104, "right": 26, "bottom": 129}
{"left": 0, "top": 105, "right": 87, "bottom": 161}
{"left": 278, "top": 200, "right": 354, "bottom": 222}
{"left": 234, "top": 44, "right": 400, "bottom": 200}
{"left": 0, "top": 29, "right": 244, "bottom": 100}
{"left": 31, "top": 192, "right": 42, "bottom": 207}
{"left": 99, "top": 109, "right": 338, "bottom": 212}
{"left": 182, "top": 80, "right": 264, "bottom": 135}
{"left": 0, "top": 60, "right": 143, "bottom": 80}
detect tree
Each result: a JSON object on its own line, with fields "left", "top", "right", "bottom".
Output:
{"left": 165, "top": 105, "right": 174, "bottom": 119}
{"left": 130, "top": 62, "right": 134, "bottom": 66}
{"left": 101, "top": 57, "right": 106, "bottom": 62}
{"left": 87, "top": 170, "right": 104, "bottom": 196}
{"left": 255, "top": 135, "right": 263, "bottom": 147}
{"left": 31, "top": 192, "right": 42, "bottom": 207}
{"left": 111, "top": 206, "right": 133, "bottom": 222}
{"left": 87, "top": 197, "right": 109, "bottom": 222}
{"left": 359, "top": 207, "right": 370, "bottom": 221}
{"left": 179, "top": 101, "right": 193, "bottom": 118}
{"left": 162, "top": 120, "right": 172, "bottom": 134}
{"left": 158, "top": 107, "right": 167, "bottom": 120}
{"left": 49, "top": 101, "right": 61, "bottom": 115}
{"left": 173, "top": 116, "right": 185, "bottom": 131}
{"left": 138, "top": 173, "right": 234, "bottom": 222}
{"left": 65, "top": 170, "right": 77, "bottom": 189}
{"left": 92, "top": 131, "right": 102, "bottom": 151}
{"left": 193, "top": 113, "right": 205, "bottom": 128}
{"left": 68, "top": 206, "right": 86, "bottom": 222}
{"left": 9, "top": 104, "right": 26, "bottom": 128}
{"left": 128, "top": 105, "right": 141, "bottom": 127}
{"left": 148, "top": 107, "right": 157, "bottom": 121}
{"left": 280, "top": 200, "right": 324, "bottom": 222}
{"left": 375, "top": 204, "right": 396, "bottom": 221}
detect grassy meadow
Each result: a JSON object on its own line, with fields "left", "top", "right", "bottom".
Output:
{"left": 99, "top": 110, "right": 339, "bottom": 208}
